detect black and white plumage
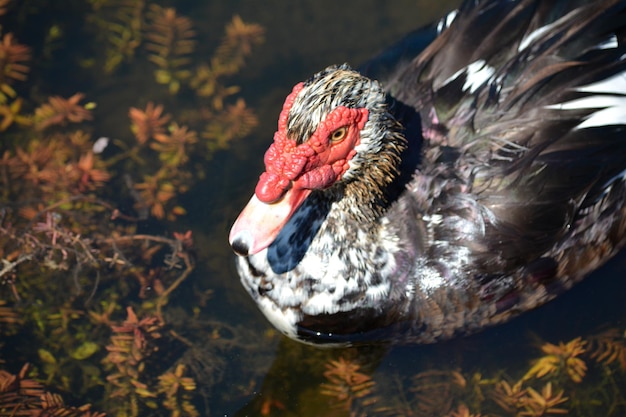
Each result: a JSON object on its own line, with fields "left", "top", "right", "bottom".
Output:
{"left": 229, "top": 0, "right": 626, "bottom": 345}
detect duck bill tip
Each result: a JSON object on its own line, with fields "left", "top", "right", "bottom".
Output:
{"left": 229, "top": 188, "right": 311, "bottom": 256}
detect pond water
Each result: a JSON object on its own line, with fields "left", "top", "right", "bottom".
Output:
{"left": 3, "top": 1, "right": 626, "bottom": 416}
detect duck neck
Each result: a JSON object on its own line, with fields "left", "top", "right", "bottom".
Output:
{"left": 334, "top": 99, "right": 416, "bottom": 225}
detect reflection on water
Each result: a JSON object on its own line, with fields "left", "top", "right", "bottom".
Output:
{"left": 2, "top": 0, "right": 626, "bottom": 416}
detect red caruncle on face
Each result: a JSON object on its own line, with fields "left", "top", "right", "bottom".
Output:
{"left": 255, "top": 82, "right": 369, "bottom": 204}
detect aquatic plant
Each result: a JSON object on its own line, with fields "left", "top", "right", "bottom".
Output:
{"left": 523, "top": 337, "right": 587, "bottom": 383}
{"left": 0, "top": 31, "right": 30, "bottom": 103}
{"left": 202, "top": 97, "right": 258, "bottom": 153}
{"left": 32, "top": 93, "right": 94, "bottom": 131}
{"left": 190, "top": 15, "right": 263, "bottom": 97}
{"left": 589, "top": 328, "right": 626, "bottom": 371}
{"left": 157, "top": 364, "right": 199, "bottom": 417}
{"left": 518, "top": 382, "right": 568, "bottom": 417}
{"left": 102, "top": 306, "right": 163, "bottom": 415}
{"left": 408, "top": 369, "right": 468, "bottom": 416}
{"left": 0, "top": 300, "right": 19, "bottom": 326}
{"left": 129, "top": 101, "right": 170, "bottom": 145}
{"left": 188, "top": 15, "right": 263, "bottom": 154}
{"left": 0, "top": 1, "right": 267, "bottom": 416}
{"left": 446, "top": 404, "right": 482, "bottom": 417}
{"left": 492, "top": 379, "right": 528, "bottom": 414}
{"left": 0, "top": 97, "right": 28, "bottom": 131}
{"left": 362, "top": 368, "right": 468, "bottom": 417}
{"left": 320, "top": 356, "right": 377, "bottom": 411}
{"left": 150, "top": 123, "right": 198, "bottom": 167}
{"left": 308, "top": 329, "right": 626, "bottom": 417}
{"left": 211, "top": 15, "right": 265, "bottom": 78}
{"left": 145, "top": 5, "right": 196, "bottom": 94}
{"left": 0, "top": 89, "right": 200, "bottom": 412}
{"left": 87, "top": 0, "right": 147, "bottom": 74}
{"left": 0, "top": 364, "right": 105, "bottom": 416}
{"left": 133, "top": 172, "right": 183, "bottom": 220}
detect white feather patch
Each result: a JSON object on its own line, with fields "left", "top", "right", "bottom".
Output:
{"left": 463, "top": 61, "right": 495, "bottom": 93}
{"left": 260, "top": 299, "right": 299, "bottom": 337}
{"left": 576, "top": 71, "right": 626, "bottom": 95}
{"left": 519, "top": 23, "right": 557, "bottom": 52}
{"left": 577, "top": 103, "right": 626, "bottom": 129}
{"left": 442, "top": 60, "right": 495, "bottom": 93}
{"left": 546, "top": 71, "right": 626, "bottom": 129}
{"left": 518, "top": 10, "right": 578, "bottom": 52}
{"left": 594, "top": 35, "right": 619, "bottom": 51}
{"left": 437, "top": 10, "right": 458, "bottom": 33}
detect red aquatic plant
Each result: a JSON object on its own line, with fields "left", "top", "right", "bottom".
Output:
{"left": 0, "top": 300, "right": 21, "bottom": 326}
{"left": 33, "top": 93, "right": 93, "bottom": 131}
{"left": 213, "top": 15, "right": 264, "bottom": 75}
{"left": 320, "top": 357, "right": 376, "bottom": 411}
{"left": 150, "top": 122, "right": 197, "bottom": 167}
{"left": 0, "top": 32, "right": 30, "bottom": 97}
{"left": 73, "top": 151, "right": 111, "bottom": 192}
{"left": 133, "top": 173, "right": 176, "bottom": 219}
{"left": 10, "top": 142, "right": 57, "bottom": 186}
{"left": 132, "top": 168, "right": 190, "bottom": 220}
{"left": 129, "top": 101, "right": 170, "bottom": 144}
{"left": 0, "top": 363, "right": 104, "bottom": 416}
{"left": 5, "top": 138, "right": 108, "bottom": 198}
{"left": 104, "top": 307, "right": 163, "bottom": 399}
{"left": 172, "top": 230, "right": 193, "bottom": 248}
{"left": 108, "top": 306, "right": 161, "bottom": 354}
{"left": 407, "top": 369, "right": 467, "bottom": 417}
{"left": 589, "top": 328, "right": 626, "bottom": 371}
{"left": 203, "top": 98, "right": 257, "bottom": 151}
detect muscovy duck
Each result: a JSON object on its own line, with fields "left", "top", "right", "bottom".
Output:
{"left": 229, "top": 0, "right": 626, "bottom": 344}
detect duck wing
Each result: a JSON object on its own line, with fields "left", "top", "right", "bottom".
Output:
{"left": 394, "top": 0, "right": 626, "bottom": 278}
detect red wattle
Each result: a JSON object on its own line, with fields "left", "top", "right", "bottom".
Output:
{"left": 255, "top": 172, "right": 291, "bottom": 203}
{"left": 298, "top": 164, "right": 338, "bottom": 190}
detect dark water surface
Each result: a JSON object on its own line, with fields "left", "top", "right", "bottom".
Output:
{"left": 4, "top": 1, "right": 626, "bottom": 416}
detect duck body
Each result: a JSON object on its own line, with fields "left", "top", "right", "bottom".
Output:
{"left": 230, "top": 0, "right": 626, "bottom": 344}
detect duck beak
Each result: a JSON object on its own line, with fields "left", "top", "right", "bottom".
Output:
{"left": 229, "top": 187, "right": 311, "bottom": 256}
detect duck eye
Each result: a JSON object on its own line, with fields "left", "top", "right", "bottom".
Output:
{"left": 330, "top": 126, "right": 348, "bottom": 143}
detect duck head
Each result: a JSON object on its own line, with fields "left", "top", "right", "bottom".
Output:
{"left": 229, "top": 64, "right": 405, "bottom": 256}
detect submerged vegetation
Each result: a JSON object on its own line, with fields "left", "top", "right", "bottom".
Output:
{"left": 0, "top": 0, "right": 267, "bottom": 414}
{"left": 311, "top": 333, "right": 626, "bottom": 417}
